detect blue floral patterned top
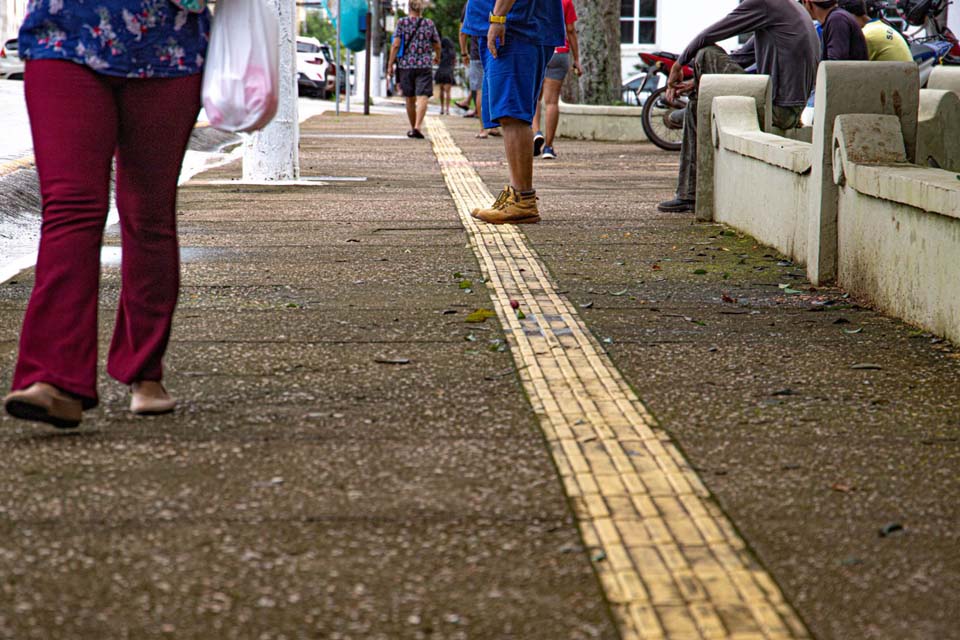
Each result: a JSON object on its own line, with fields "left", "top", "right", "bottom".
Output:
{"left": 19, "top": 0, "right": 211, "bottom": 78}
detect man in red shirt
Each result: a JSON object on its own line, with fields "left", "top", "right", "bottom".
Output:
{"left": 532, "top": 0, "right": 581, "bottom": 160}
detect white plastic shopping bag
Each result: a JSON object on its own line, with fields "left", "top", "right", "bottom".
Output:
{"left": 202, "top": 0, "right": 280, "bottom": 133}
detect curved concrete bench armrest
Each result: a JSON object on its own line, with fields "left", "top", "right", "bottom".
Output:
{"left": 712, "top": 96, "right": 812, "bottom": 174}
{"left": 833, "top": 113, "right": 960, "bottom": 219}
{"left": 917, "top": 90, "right": 960, "bottom": 172}
{"left": 918, "top": 89, "right": 958, "bottom": 121}
{"left": 928, "top": 66, "right": 960, "bottom": 97}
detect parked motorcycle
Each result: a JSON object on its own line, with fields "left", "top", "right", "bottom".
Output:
{"left": 894, "top": 0, "right": 960, "bottom": 62}
{"left": 634, "top": 51, "right": 694, "bottom": 151}
{"left": 882, "top": 0, "right": 960, "bottom": 84}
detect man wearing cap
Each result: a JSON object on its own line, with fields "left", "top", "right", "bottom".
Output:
{"left": 462, "top": 0, "right": 566, "bottom": 225}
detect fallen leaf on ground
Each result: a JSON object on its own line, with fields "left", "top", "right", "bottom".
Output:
{"left": 831, "top": 482, "right": 855, "bottom": 493}
{"left": 465, "top": 309, "right": 497, "bottom": 323}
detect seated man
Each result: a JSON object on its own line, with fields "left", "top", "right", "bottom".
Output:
{"left": 802, "top": 0, "right": 870, "bottom": 61}
{"left": 658, "top": 0, "right": 821, "bottom": 214}
{"left": 839, "top": 0, "right": 913, "bottom": 61}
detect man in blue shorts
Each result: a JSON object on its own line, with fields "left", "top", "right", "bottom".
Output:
{"left": 462, "top": 0, "right": 566, "bottom": 224}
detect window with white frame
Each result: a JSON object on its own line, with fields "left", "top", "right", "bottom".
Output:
{"left": 620, "top": 0, "right": 657, "bottom": 46}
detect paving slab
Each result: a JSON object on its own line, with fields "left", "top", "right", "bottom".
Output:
{"left": 445, "top": 115, "right": 960, "bottom": 640}
{"left": 0, "top": 113, "right": 617, "bottom": 639}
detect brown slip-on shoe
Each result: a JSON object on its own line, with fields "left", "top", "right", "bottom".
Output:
{"left": 130, "top": 381, "right": 176, "bottom": 416}
{"left": 4, "top": 382, "right": 83, "bottom": 429}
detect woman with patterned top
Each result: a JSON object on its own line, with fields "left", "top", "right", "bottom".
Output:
{"left": 3, "top": 0, "right": 211, "bottom": 429}
{"left": 386, "top": 0, "right": 440, "bottom": 138}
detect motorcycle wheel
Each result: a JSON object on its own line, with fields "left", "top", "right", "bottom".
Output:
{"left": 641, "top": 86, "right": 685, "bottom": 152}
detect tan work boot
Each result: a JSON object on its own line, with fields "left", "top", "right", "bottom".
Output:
{"left": 473, "top": 186, "right": 541, "bottom": 225}
{"left": 471, "top": 186, "right": 511, "bottom": 219}
{"left": 4, "top": 382, "right": 83, "bottom": 429}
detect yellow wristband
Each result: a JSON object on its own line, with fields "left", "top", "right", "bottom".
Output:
{"left": 489, "top": 13, "right": 506, "bottom": 24}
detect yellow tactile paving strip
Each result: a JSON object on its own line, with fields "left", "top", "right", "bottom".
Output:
{"left": 428, "top": 119, "right": 810, "bottom": 640}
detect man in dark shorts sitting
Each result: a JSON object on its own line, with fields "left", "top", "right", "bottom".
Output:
{"left": 387, "top": 0, "right": 441, "bottom": 139}
{"left": 462, "top": 0, "right": 566, "bottom": 225}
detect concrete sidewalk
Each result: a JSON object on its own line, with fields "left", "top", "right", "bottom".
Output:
{"left": 0, "top": 111, "right": 957, "bottom": 640}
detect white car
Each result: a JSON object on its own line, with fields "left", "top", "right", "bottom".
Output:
{"left": 0, "top": 39, "right": 24, "bottom": 80}
{"left": 297, "top": 36, "right": 342, "bottom": 99}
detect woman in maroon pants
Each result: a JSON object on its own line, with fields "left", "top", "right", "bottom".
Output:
{"left": 3, "top": 1, "right": 211, "bottom": 428}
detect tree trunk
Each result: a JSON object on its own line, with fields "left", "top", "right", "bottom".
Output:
{"left": 575, "top": 0, "right": 621, "bottom": 105}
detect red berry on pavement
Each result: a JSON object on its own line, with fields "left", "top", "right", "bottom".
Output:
{"left": 510, "top": 300, "right": 520, "bottom": 309}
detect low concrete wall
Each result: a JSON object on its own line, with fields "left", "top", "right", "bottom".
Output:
{"left": 556, "top": 101, "right": 647, "bottom": 143}
{"left": 711, "top": 96, "right": 811, "bottom": 264}
{"left": 703, "top": 63, "right": 960, "bottom": 342}
{"left": 695, "top": 75, "right": 773, "bottom": 222}
{"left": 834, "top": 114, "right": 960, "bottom": 343}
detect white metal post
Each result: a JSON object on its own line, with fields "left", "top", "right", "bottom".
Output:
{"left": 346, "top": 51, "right": 352, "bottom": 113}
{"left": 335, "top": 0, "right": 342, "bottom": 116}
{"left": 243, "top": 0, "right": 300, "bottom": 181}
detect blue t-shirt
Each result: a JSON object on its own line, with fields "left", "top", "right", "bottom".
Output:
{"left": 461, "top": 0, "right": 565, "bottom": 47}
{"left": 19, "top": 0, "right": 210, "bottom": 78}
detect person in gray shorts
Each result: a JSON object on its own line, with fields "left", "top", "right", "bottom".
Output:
{"left": 532, "top": 0, "right": 581, "bottom": 160}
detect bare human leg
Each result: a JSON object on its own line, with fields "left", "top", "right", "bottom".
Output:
{"left": 414, "top": 95, "right": 429, "bottom": 132}
{"left": 405, "top": 96, "right": 417, "bottom": 131}
{"left": 500, "top": 116, "right": 534, "bottom": 192}
{"left": 542, "top": 78, "right": 562, "bottom": 147}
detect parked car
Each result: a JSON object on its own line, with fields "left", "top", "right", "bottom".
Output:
{"left": 296, "top": 36, "right": 345, "bottom": 99}
{"left": 0, "top": 39, "right": 24, "bottom": 80}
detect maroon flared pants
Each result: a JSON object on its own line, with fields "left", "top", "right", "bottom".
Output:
{"left": 11, "top": 60, "right": 202, "bottom": 408}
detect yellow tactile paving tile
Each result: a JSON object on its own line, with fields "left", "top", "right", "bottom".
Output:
{"left": 427, "top": 119, "right": 809, "bottom": 640}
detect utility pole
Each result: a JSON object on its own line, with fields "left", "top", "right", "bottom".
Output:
{"left": 364, "top": 9, "right": 372, "bottom": 115}
{"left": 243, "top": 0, "right": 300, "bottom": 181}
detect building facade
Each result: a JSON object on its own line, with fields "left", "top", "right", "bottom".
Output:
{"left": 619, "top": 0, "right": 740, "bottom": 79}
{"left": 0, "top": 0, "right": 27, "bottom": 42}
